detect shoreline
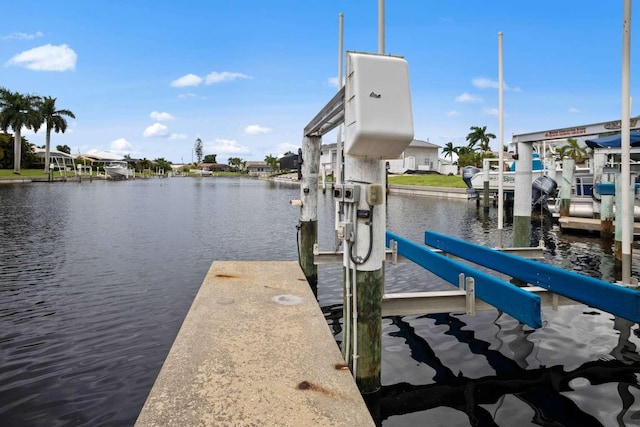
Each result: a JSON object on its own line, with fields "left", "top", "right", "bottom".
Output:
{"left": 0, "top": 174, "right": 471, "bottom": 200}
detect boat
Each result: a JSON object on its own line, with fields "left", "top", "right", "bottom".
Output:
{"left": 105, "top": 161, "right": 134, "bottom": 180}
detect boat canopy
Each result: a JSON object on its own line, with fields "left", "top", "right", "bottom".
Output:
{"left": 585, "top": 131, "right": 640, "bottom": 149}
{"left": 509, "top": 153, "right": 544, "bottom": 171}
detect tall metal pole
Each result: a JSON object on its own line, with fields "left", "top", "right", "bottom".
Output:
{"left": 336, "top": 13, "right": 344, "bottom": 184}
{"left": 378, "top": 0, "right": 385, "bottom": 54}
{"left": 621, "top": 0, "right": 632, "bottom": 284}
{"left": 498, "top": 32, "right": 505, "bottom": 248}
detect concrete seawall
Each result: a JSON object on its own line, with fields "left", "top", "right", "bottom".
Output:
{"left": 388, "top": 184, "right": 472, "bottom": 200}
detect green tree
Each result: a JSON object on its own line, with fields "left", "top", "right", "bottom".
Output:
{"left": 40, "top": 96, "right": 75, "bottom": 172}
{"left": 154, "top": 157, "right": 172, "bottom": 174}
{"left": 136, "top": 157, "right": 152, "bottom": 172}
{"left": 0, "top": 132, "right": 34, "bottom": 169}
{"left": 558, "top": 137, "right": 587, "bottom": 163}
{"left": 264, "top": 154, "right": 278, "bottom": 174}
{"left": 442, "top": 142, "right": 457, "bottom": 162}
{"left": 203, "top": 154, "right": 217, "bottom": 163}
{"left": 194, "top": 138, "right": 203, "bottom": 163}
{"left": 228, "top": 157, "right": 244, "bottom": 171}
{"left": 56, "top": 144, "right": 71, "bottom": 154}
{"left": 0, "top": 88, "right": 42, "bottom": 173}
{"left": 465, "top": 125, "right": 496, "bottom": 152}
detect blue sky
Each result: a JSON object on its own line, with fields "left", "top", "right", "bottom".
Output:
{"left": 1, "top": 1, "right": 637, "bottom": 164}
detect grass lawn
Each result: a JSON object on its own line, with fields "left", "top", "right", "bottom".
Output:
{"left": 0, "top": 169, "right": 53, "bottom": 178}
{"left": 388, "top": 174, "right": 466, "bottom": 188}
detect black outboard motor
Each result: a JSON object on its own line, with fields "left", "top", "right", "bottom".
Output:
{"left": 461, "top": 166, "right": 481, "bottom": 188}
{"left": 532, "top": 175, "right": 558, "bottom": 212}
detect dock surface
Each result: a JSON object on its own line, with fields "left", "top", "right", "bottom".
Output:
{"left": 135, "top": 261, "right": 374, "bottom": 427}
{"left": 559, "top": 216, "right": 640, "bottom": 234}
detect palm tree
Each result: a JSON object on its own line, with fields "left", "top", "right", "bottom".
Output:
{"left": 559, "top": 137, "right": 587, "bottom": 163}
{"left": 0, "top": 88, "right": 42, "bottom": 174}
{"left": 41, "top": 96, "right": 75, "bottom": 172}
{"left": 264, "top": 154, "right": 278, "bottom": 174}
{"left": 465, "top": 125, "right": 496, "bottom": 152}
{"left": 442, "top": 142, "right": 457, "bottom": 161}
{"left": 228, "top": 156, "right": 244, "bottom": 171}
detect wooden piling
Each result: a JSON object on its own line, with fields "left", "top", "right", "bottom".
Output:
{"left": 343, "top": 156, "right": 385, "bottom": 394}
{"left": 355, "top": 269, "right": 383, "bottom": 393}
{"left": 299, "top": 136, "right": 320, "bottom": 287}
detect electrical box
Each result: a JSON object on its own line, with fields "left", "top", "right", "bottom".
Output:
{"left": 367, "top": 184, "right": 385, "bottom": 206}
{"left": 344, "top": 51, "right": 414, "bottom": 159}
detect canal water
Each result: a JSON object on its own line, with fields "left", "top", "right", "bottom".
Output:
{"left": 1, "top": 177, "right": 639, "bottom": 426}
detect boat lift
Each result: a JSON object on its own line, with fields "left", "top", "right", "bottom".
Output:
{"left": 385, "top": 231, "right": 640, "bottom": 329}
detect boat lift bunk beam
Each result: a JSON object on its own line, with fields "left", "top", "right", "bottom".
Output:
{"left": 385, "top": 232, "right": 543, "bottom": 329}
{"left": 424, "top": 230, "right": 640, "bottom": 323}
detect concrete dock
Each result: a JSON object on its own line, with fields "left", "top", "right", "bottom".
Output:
{"left": 558, "top": 216, "right": 640, "bottom": 234}
{"left": 135, "top": 261, "right": 374, "bottom": 427}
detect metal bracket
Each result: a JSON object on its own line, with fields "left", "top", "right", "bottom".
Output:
{"left": 465, "top": 277, "right": 476, "bottom": 316}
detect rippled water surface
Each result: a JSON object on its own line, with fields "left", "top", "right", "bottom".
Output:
{"left": 1, "top": 177, "right": 639, "bottom": 426}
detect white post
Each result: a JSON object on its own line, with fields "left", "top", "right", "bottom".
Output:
{"left": 378, "top": 0, "right": 385, "bottom": 54}
{"left": 337, "top": 12, "right": 344, "bottom": 183}
{"left": 621, "top": 0, "right": 632, "bottom": 283}
{"left": 335, "top": 13, "right": 345, "bottom": 246}
{"left": 513, "top": 142, "right": 532, "bottom": 247}
{"left": 498, "top": 31, "right": 505, "bottom": 248}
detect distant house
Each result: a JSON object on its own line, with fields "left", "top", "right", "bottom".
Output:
{"left": 33, "top": 148, "right": 75, "bottom": 170}
{"left": 319, "top": 139, "right": 454, "bottom": 175}
{"left": 319, "top": 143, "right": 339, "bottom": 177}
{"left": 197, "top": 162, "right": 230, "bottom": 172}
{"left": 386, "top": 139, "right": 440, "bottom": 174}
{"left": 245, "top": 161, "right": 272, "bottom": 176}
{"left": 279, "top": 152, "right": 300, "bottom": 171}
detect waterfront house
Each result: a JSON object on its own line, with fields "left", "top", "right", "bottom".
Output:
{"left": 197, "top": 162, "right": 231, "bottom": 172}
{"left": 320, "top": 139, "right": 455, "bottom": 175}
{"left": 246, "top": 161, "right": 272, "bottom": 176}
{"left": 278, "top": 152, "right": 300, "bottom": 171}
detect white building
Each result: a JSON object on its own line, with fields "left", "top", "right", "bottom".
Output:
{"left": 320, "top": 139, "right": 458, "bottom": 175}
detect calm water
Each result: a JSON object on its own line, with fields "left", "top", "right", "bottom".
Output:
{"left": 1, "top": 177, "right": 639, "bottom": 426}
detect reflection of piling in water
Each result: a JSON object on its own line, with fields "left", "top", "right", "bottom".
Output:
{"left": 373, "top": 314, "right": 639, "bottom": 426}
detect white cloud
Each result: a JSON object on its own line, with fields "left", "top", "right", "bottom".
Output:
{"left": 143, "top": 122, "right": 169, "bottom": 137}
{"left": 472, "top": 77, "right": 522, "bottom": 92}
{"left": 327, "top": 76, "right": 340, "bottom": 88}
{"left": 276, "top": 142, "right": 299, "bottom": 156}
{"left": 6, "top": 43, "right": 77, "bottom": 71}
{"left": 204, "top": 71, "right": 251, "bottom": 84}
{"left": 455, "top": 92, "right": 483, "bottom": 103}
{"left": 177, "top": 93, "right": 197, "bottom": 99}
{"left": 110, "top": 138, "right": 132, "bottom": 153}
{"left": 150, "top": 111, "right": 174, "bottom": 121}
{"left": 244, "top": 124, "right": 271, "bottom": 135}
{"left": 568, "top": 107, "right": 580, "bottom": 113}
{"left": 169, "top": 133, "right": 187, "bottom": 140}
{"left": 1, "top": 31, "right": 44, "bottom": 41}
{"left": 446, "top": 110, "right": 460, "bottom": 117}
{"left": 207, "top": 138, "right": 250, "bottom": 154}
{"left": 171, "top": 73, "right": 202, "bottom": 87}
{"left": 482, "top": 107, "right": 501, "bottom": 116}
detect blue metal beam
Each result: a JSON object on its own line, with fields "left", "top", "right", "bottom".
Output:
{"left": 386, "top": 232, "right": 542, "bottom": 328}
{"left": 424, "top": 230, "right": 640, "bottom": 323}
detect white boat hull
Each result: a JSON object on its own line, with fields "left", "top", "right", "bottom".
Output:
{"left": 105, "top": 166, "right": 133, "bottom": 179}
